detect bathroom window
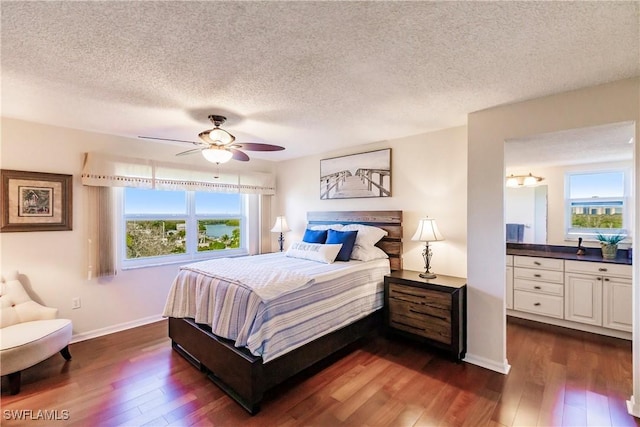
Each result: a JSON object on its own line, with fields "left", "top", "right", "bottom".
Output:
{"left": 565, "top": 170, "right": 630, "bottom": 241}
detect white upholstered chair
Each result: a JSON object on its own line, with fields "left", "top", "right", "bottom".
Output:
{"left": 0, "top": 276, "right": 72, "bottom": 394}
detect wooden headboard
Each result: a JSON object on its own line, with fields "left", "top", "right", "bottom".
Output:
{"left": 307, "top": 210, "right": 403, "bottom": 271}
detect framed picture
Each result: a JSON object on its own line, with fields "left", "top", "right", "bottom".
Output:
{"left": 320, "top": 148, "right": 391, "bottom": 199}
{"left": 1, "top": 169, "right": 73, "bottom": 232}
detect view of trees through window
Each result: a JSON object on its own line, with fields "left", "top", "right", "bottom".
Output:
{"left": 125, "top": 219, "right": 241, "bottom": 259}
{"left": 123, "top": 188, "right": 244, "bottom": 262}
{"left": 570, "top": 201, "right": 623, "bottom": 230}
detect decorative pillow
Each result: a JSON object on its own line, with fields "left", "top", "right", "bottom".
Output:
{"left": 309, "top": 224, "right": 343, "bottom": 231}
{"left": 286, "top": 242, "right": 343, "bottom": 264}
{"left": 350, "top": 245, "right": 389, "bottom": 262}
{"left": 326, "top": 229, "right": 358, "bottom": 262}
{"left": 302, "top": 229, "right": 328, "bottom": 244}
{"left": 341, "top": 224, "right": 388, "bottom": 248}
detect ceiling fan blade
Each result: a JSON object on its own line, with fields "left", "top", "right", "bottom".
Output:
{"left": 176, "top": 148, "right": 204, "bottom": 156}
{"left": 138, "top": 136, "right": 204, "bottom": 145}
{"left": 233, "top": 142, "right": 285, "bottom": 151}
{"left": 229, "top": 148, "right": 250, "bottom": 161}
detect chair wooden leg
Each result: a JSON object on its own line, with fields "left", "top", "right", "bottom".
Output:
{"left": 8, "top": 371, "right": 21, "bottom": 395}
{"left": 60, "top": 345, "right": 72, "bottom": 361}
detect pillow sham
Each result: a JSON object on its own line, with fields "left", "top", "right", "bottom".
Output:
{"left": 341, "top": 224, "right": 388, "bottom": 248}
{"left": 286, "top": 242, "right": 343, "bottom": 264}
{"left": 326, "top": 229, "right": 358, "bottom": 262}
{"left": 350, "top": 244, "right": 389, "bottom": 262}
{"left": 302, "top": 229, "right": 328, "bottom": 244}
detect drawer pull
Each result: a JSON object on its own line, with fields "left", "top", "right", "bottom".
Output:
{"left": 534, "top": 302, "right": 541, "bottom": 306}
{"left": 533, "top": 274, "right": 541, "bottom": 278}
{"left": 534, "top": 261, "right": 541, "bottom": 266}
{"left": 597, "top": 277, "right": 602, "bottom": 281}
{"left": 598, "top": 268, "right": 608, "bottom": 272}
{"left": 604, "top": 278, "right": 610, "bottom": 282}
{"left": 534, "top": 286, "right": 541, "bottom": 290}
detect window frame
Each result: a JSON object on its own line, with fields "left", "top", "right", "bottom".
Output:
{"left": 120, "top": 189, "right": 249, "bottom": 270}
{"left": 564, "top": 168, "right": 631, "bottom": 242}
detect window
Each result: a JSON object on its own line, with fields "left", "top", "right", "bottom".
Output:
{"left": 565, "top": 170, "right": 630, "bottom": 240}
{"left": 122, "top": 188, "right": 247, "bottom": 268}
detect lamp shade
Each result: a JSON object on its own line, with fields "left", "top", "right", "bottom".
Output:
{"left": 270, "top": 216, "right": 291, "bottom": 233}
{"left": 202, "top": 147, "right": 233, "bottom": 164}
{"left": 411, "top": 218, "right": 444, "bottom": 242}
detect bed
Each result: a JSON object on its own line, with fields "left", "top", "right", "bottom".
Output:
{"left": 165, "top": 210, "right": 403, "bottom": 414}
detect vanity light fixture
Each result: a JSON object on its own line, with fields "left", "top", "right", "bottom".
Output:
{"left": 505, "top": 173, "right": 544, "bottom": 188}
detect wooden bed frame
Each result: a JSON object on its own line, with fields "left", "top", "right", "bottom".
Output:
{"left": 168, "top": 210, "right": 403, "bottom": 414}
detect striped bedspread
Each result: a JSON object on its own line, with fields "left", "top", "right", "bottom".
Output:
{"left": 162, "top": 253, "right": 390, "bottom": 362}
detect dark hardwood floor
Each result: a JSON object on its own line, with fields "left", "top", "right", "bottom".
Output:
{"left": 1, "top": 317, "right": 637, "bottom": 426}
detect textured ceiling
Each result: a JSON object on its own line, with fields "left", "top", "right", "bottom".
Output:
{"left": 505, "top": 121, "right": 636, "bottom": 169}
{"left": 1, "top": 1, "right": 639, "bottom": 162}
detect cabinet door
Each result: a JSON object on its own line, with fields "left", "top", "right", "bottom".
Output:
{"left": 603, "top": 277, "right": 632, "bottom": 332}
{"left": 506, "top": 266, "right": 513, "bottom": 309}
{"left": 564, "top": 273, "right": 602, "bottom": 326}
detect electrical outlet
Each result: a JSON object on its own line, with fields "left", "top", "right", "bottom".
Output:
{"left": 72, "top": 297, "right": 81, "bottom": 310}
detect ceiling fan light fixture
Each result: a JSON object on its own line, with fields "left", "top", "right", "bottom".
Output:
{"left": 199, "top": 127, "right": 235, "bottom": 146}
{"left": 202, "top": 147, "right": 233, "bottom": 164}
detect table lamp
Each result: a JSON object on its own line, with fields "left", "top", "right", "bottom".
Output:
{"left": 411, "top": 217, "right": 444, "bottom": 279}
{"left": 271, "top": 216, "right": 291, "bottom": 252}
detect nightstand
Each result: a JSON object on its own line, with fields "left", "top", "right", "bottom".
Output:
{"left": 383, "top": 270, "right": 467, "bottom": 361}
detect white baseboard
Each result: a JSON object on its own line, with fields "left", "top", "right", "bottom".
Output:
{"left": 70, "top": 315, "right": 165, "bottom": 344}
{"left": 463, "top": 353, "right": 511, "bottom": 374}
{"left": 627, "top": 396, "right": 640, "bottom": 418}
{"left": 507, "top": 310, "right": 632, "bottom": 340}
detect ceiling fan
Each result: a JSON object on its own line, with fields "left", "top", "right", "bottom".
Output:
{"left": 139, "top": 115, "right": 285, "bottom": 164}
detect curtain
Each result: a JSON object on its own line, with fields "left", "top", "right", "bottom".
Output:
{"left": 81, "top": 152, "right": 276, "bottom": 194}
{"left": 86, "top": 186, "right": 117, "bottom": 278}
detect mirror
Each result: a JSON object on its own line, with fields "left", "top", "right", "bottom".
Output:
{"left": 505, "top": 121, "right": 634, "bottom": 245}
{"left": 506, "top": 185, "right": 548, "bottom": 244}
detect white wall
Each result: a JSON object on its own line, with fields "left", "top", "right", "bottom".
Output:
{"left": 0, "top": 118, "right": 276, "bottom": 340}
{"left": 468, "top": 78, "right": 639, "bottom": 414}
{"left": 274, "top": 126, "right": 468, "bottom": 278}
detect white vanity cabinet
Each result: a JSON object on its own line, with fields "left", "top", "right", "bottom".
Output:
{"left": 506, "top": 255, "right": 513, "bottom": 310}
{"left": 564, "top": 260, "right": 632, "bottom": 332}
{"left": 513, "top": 256, "right": 564, "bottom": 319}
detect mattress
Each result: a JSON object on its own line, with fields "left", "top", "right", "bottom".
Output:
{"left": 163, "top": 252, "right": 390, "bottom": 362}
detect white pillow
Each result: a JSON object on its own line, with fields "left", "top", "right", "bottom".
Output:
{"left": 350, "top": 245, "right": 389, "bottom": 262}
{"left": 309, "top": 224, "right": 343, "bottom": 231}
{"left": 341, "top": 224, "right": 388, "bottom": 248}
{"left": 286, "top": 242, "right": 343, "bottom": 264}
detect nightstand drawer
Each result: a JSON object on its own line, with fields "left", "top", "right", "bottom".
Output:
{"left": 389, "top": 300, "right": 451, "bottom": 344}
{"left": 388, "top": 283, "right": 452, "bottom": 313}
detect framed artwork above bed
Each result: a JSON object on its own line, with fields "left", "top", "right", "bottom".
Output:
{"left": 320, "top": 148, "right": 391, "bottom": 199}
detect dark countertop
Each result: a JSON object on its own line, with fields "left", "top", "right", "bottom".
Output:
{"left": 507, "top": 243, "right": 632, "bottom": 265}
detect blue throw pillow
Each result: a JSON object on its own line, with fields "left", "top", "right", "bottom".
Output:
{"left": 302, "top": 229, "right": 327, "bottom": 244}
{"left": 326, "top": 229, "right": 358, "bottom": 261}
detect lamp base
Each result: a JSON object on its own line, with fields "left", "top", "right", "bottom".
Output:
{"left": 419, "top": 272, "right": 437, "bottom": 279}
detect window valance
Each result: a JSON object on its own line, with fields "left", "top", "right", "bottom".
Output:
{"left": 81, "top": 153, "right": 276, "bottom": 195}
